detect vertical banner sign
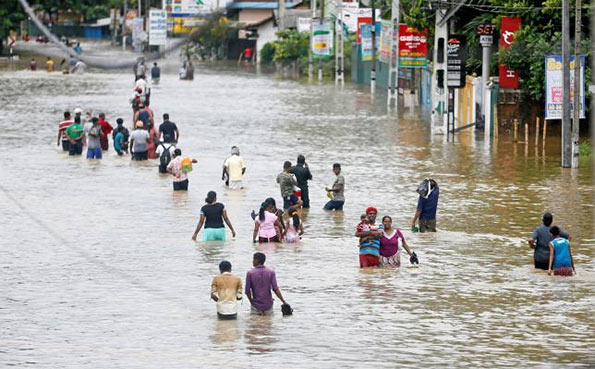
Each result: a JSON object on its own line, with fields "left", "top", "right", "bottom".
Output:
{"left": 545, "top": 54, "right": 586, "bottom": 120}
{"left": 360, "top": 23, "right": 373, "bottom": 61}
{"left": 312, "top": 20, "right": 333, "bottom": 60}
{"left": 498, "top": 16, "right": 521, "bottom": 89}
{"left": 149, "top": 10, "right": 167, "bottom": 45}
{"left": 446, "top": 35, "right": 466, "bottom": 88}
{"left": 379, "top": 21, "right": 393, "bottom": 63}
{"left": 357, "top": 17, "right": 372, "bottom": 44}
{"left": 398, "top": 24, "right": 428, "bottom": 68}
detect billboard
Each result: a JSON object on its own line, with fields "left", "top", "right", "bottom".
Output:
{"left": 545, "top": 54, "right": 586, "bottom": 120}
{"left": 312, "top": 20, "right": 333, "bottom": 59}
{"left": 498, "top": 17, "right": 521, "bottom": 89}
{"left": 149, "top": 9, "right": 167, "bottom": 45}
{"left": 446, "top": 35, "right": 466, "bottom": 88}
{"left": 398, "top": 24, "right": 428, "bottom": 68}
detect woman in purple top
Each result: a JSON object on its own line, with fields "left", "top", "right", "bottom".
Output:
{"left": 379, "top": 216, "right": 414, "bottom": 267}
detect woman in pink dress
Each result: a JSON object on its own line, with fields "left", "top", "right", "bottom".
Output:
{"left": 253, "top": 201, "right": 283, "bottom": 243}
{"left": 378, "top": 215, "right": 414, "bottom": 267}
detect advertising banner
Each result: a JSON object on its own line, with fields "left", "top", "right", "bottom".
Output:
{"left": 312, "top": 20, "right": 333, "bottom": 59}
{"left": 498, "top": 16, "right": 521, "bottom": 89}
{"left": 166, "top": 0, "right": 203, "bottom": 16}
{"left": 545, "top": 54, "right": 586, "bottom": 120}
{"left": 378, "top": 21, "right": 393, "bottom": 63}
{"left": 149, "top": 9, "right": 167, "bottom": 45}
{"left": 446, "top": 35, "right": 466, "bottom": 88}
{"left": 297, "top": 17, "right": 312, "bottom": 33}
{"left": 360, "top": 23, "right": 373, "bottom": 61}
{"left": 398, "top": 24, "right": 428, "bottom": 68}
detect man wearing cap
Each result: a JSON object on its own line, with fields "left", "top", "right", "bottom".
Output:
{"left": 223, "top": 146, "right": 246, "bottom": 189}
{"left": 57, "top": 111, "right": 74, "bottom": 151}
{"left": 355, "top": 207, "right": 383, "bottom": 267}
{"left": 130, "top": 121, "right": 150, "bottom": 161}
{"left": 323, "top": 163, "right": 345, "bottom": 211}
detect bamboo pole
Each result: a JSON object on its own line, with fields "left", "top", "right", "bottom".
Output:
{"left": 535, "top": 117, "right": 540, "bottom": 146}
{"left": 542, "top": 119, "right": 547, "bottom": 150}
{"left": 494, "top": 107, "right": 499, "bottom": 140}
{"left": 513, "top": 119, "right": 519, "bottom": 143}
{"left": 525, "top": 121, "right": 529, "bottom": 145}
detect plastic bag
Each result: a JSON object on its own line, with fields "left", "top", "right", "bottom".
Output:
{"left": 181, "top": 157, "right": 193, "bottom": 173}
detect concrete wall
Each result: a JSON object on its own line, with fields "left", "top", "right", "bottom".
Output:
{"left": 256, "top": 20, "right": 277, "bottom": 62}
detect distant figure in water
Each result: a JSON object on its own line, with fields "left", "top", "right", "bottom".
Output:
{"left": 245, "top": 252, "right": 289, "bottom": 315}
{"left": 548, "top": 226, "right": 575, "bottom": 276}
{"left": 45, "top": 57, "right": 54, "bottom": 72}
{"left": 29, "top": 58, "right": 37, "bottom": 71}
{"left": 412, "top": 178, "right": 439, "bottom": 232}
{"left": 186, "top": 61, "right": 194, "bottom": 80}
{"left": 151, "top": 62, "right": 160, "bottom": 84}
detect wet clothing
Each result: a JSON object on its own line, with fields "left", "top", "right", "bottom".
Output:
{"left": 291, "top": 164, "right": 312, "bottom": 208}
{"left": 420, "top": 218, "right": 436, "bottom": 233}
{"left": 330, "top": 174, "right": 345, "bottom": 202}
{"left": 417, "top": 187, "right": 439, "bottom": 220}
{"left": 167, "top": 156, "right": 188, "bottom": 183}
{"left": 68, "top": 140, "right": 83, "bottom": 155}
{"left": 159, "top": 120, "right": 178, "bottom": 143}
{"left": 276, "top": 171, "right": 297, "bottom": 197}
{"left": 378, "top": 229, "right": 405, "bottom": 267}
{"left": 245, "top": 265, "right": 279, "bottom": 312}
{"left": 173, "top": 179, "right": 188, "bottom": 191}
{"left": 359, "top": 254, "right": 379, "bottom": 268}
{"left": 532, "top": 225, "right": 569, "bottom": 270}
{"left": 130, "top": 129, "right": 149, "bottom": 153}
{"left": 224, "top": 155, "right": 245, "bottom": 182}
{"left": 114, "top": 132, "right": 126, "bottom": 154}
{"left": 151, "top": 66, "right": 160, "bottom": 79}
{"left": 358, "top": 224, "right": 383, "bottom": 257}
{"left": 66, "top": 123, "right": 84, "bottom": 141}
{"left": 211, "top": 272, "right": 242, "bottom": 318}
{"left": 256, "top": 211, "right": 278, "bottom": 239}
{"left": 86, "top": 147, "right": 102, "bottom": 159}
{"left": 201, "top": 203, "right": 225, "bottom": 229}
{"left": 137, "top": 109, "right": 151, "bottom": 127}
{"left": 58, "top": 119, "right": 74, "bottom": 147}
{"left": 85, "top": 124, "right": 102, "bottom": 150}
{"left": 323, "top": 200, "right": 344, "bottom": 211}
{"left": 112, "top": 126, "right": 130, "bottom": 143}
{"left": 98, "top": 119, "right": 113, "bottom": 150}
{"left": 283, "top": 194, "right": 299, "bottom": 210}
{"left": 551, "top": 237, "right": 572, "bottom": 269}
{"left": 284, "top": 221, "right": 300, "bottom": 243}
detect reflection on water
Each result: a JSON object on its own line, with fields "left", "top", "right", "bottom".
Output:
{"left": 0, "top": 65, "right": 593, "bottom": 368}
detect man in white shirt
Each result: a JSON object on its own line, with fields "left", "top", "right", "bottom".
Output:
{"left": 211, "top": 261, "right": 243, "bottom": 320}
{"left": 222, "top": 146, "right": 246, "bottom": 189}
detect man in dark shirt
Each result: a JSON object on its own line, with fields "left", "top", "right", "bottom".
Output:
{"left": 529, "top": 212, "right": 571, "bottom": 270}
{"left": 159, "top": 113, "right": 179, "bottom": 144}
{"left": 291, "top": 155, "right": 312, "bottom": 208}
{"left": 151, "top": 62, "right": 160, "bottom": 84}
{"left": 412, "top": 179, "right": 439, "bottom": 232}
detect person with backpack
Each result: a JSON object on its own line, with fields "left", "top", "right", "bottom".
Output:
{"left": 411, "top": 178, "right": 439, "bottom": 233}
{"left": 166, "top": 148, "right": 197, "bottom": 191}
{"left": 84, "top": 117, "right": 104, "bottom": 160}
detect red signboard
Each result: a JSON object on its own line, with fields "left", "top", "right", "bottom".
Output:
{"left": 357, "top": 17, "right": 372, "bottom": 44}
{"left": 498, "top": 16, "right": 521, "bottom": 89}
{"left": 398, "top": 25, "right": 428, "bottom": 67}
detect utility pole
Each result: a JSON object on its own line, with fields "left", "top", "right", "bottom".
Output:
{"left": 387, "top": 0, "right": 400, "bottom": 109}
{"left": 318, "top": 0, "right": 324, "bottom": 82}
{"left": 308, "top": 0, "right": 316, "bottom": 80}
{"left": 561, "top": 0, "right": 571, "bottom": 167}
{"left": 335, "top": 2, "right": 344, "bottom": 85}
{"left": 478, "top": 24, "right": 494, "bottom": 120}
{"left": 370, "top": 0, "right": 376, "bottom": 94}
{"left": 431, "top": 1, "right": 448, "bottom": 134}
{"left": 278, "top": 0, "right": 286, "bottom": 30}
{"left": 571, "top": 0, "right": 581, "bottom": 168}
{"left": 123, "top": 0, "right": 128, "bottom": 49}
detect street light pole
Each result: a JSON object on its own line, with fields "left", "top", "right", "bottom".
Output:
{"left": 561, "top": 0, "right": 571, "bottom": 167}
{"left": 571, "top": 0, "right": 582, "bottom": 168}
{"left": 370, "top": 0, "right": 376, "bottom": 94}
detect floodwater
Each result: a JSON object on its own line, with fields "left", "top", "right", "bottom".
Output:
{"left": 0, "top": 56, "right": 594, "bottom": 368}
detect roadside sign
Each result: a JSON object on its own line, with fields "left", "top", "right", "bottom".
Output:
{"left": 446, "top": 35, "right": 466, "bottom": 88}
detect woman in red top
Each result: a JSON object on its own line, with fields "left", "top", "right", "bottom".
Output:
{"left": 378, "top": 216, "right": 413, "bottom": 267}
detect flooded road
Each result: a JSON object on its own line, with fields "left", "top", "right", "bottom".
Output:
{"left": 0, "top": 62, "right": 594, "bottom": 368}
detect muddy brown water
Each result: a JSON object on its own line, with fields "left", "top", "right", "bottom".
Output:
{"left": 0, "top": 61, "right": 593, "bottom": 368}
